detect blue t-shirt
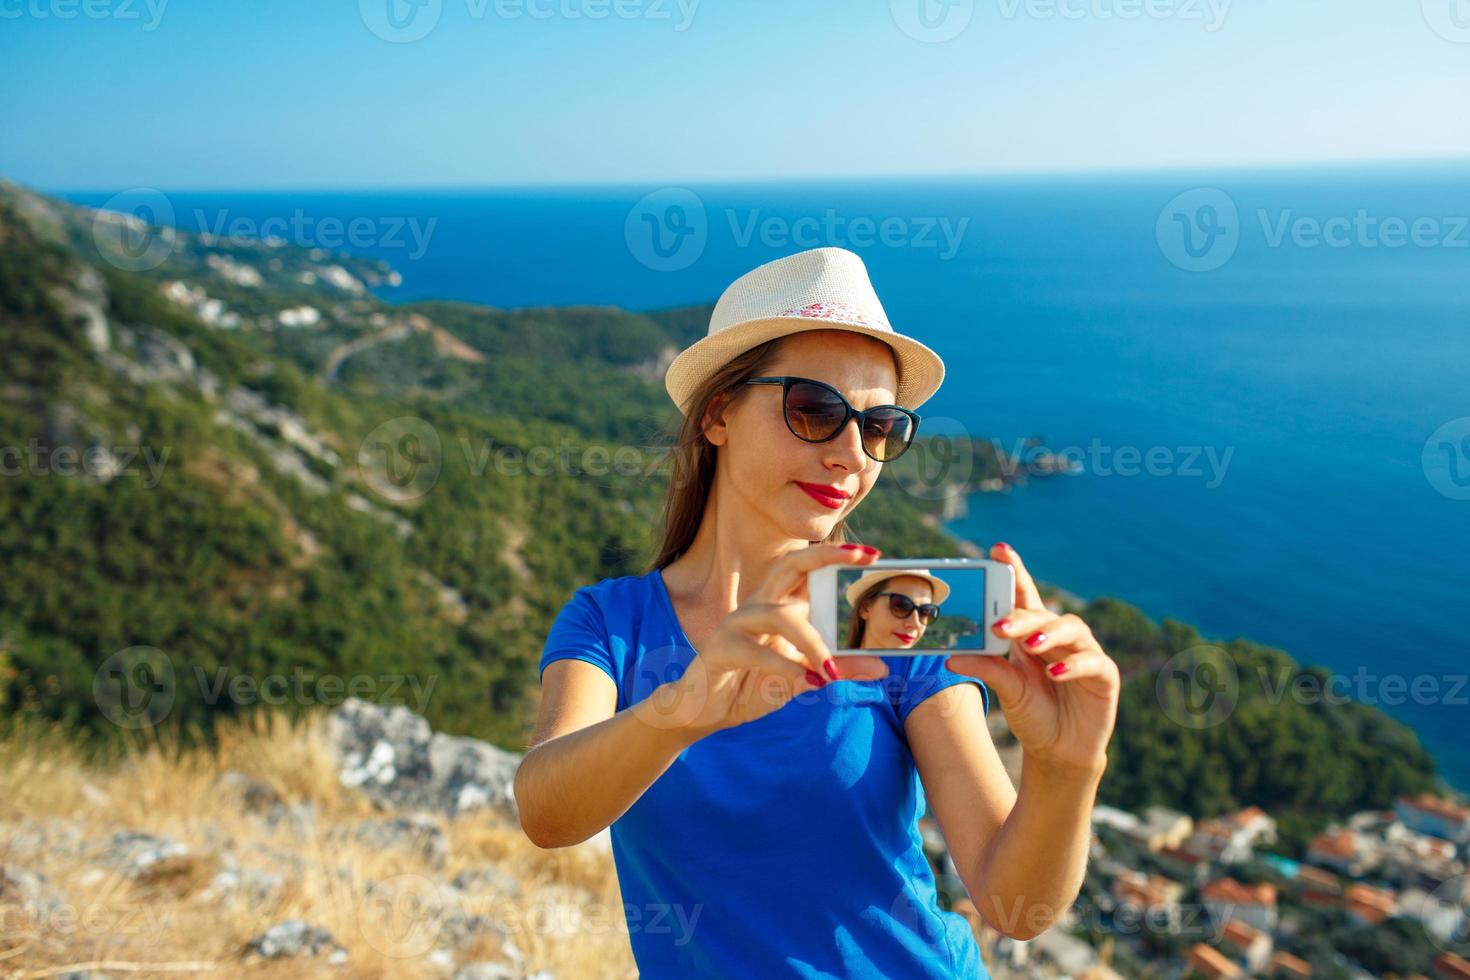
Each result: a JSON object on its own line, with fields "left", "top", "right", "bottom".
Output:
{"left": 538, "top": 568, "right": 992, "bottom": 979}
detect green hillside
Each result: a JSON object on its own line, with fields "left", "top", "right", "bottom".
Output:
{"left": 0, "top": 180, "right": 1435, "bottom": 837}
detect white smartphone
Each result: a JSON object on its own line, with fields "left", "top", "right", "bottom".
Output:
{"left": 808, "top": 557, "right": 1015, "bottom": 657}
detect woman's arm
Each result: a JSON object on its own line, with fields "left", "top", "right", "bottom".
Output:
{"left": 515, "top": 659, "right": 708, "bottom": 848}
{"left": 907, "top": 686, "right": 1102, "bottom": 941}
{"left": 920, "top": 541, "right": 1120, "bottom": 939}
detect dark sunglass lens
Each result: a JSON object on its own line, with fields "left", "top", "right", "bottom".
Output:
{"left": 889, "top": 594, "right": 915, "bottom": 618}
{"left": 785, "top": 381, "right": 847, "bottom": 441}
{"left": 862, "top": 409, "right": 915, "bottom": 461}
{"left": 920, "top": 604, "right": 939, "bottom": 625}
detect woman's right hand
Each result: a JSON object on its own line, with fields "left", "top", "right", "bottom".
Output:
{"left": 641, "top": 542, "right": 893, "bottom": 740}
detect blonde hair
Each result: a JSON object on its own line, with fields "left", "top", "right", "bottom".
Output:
{"left": 648, "top": 334, "right": 898, "bottom": 571}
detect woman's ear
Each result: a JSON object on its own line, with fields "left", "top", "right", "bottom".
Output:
{"left": 700, "top": 390, "right": 733, "bottom": 447}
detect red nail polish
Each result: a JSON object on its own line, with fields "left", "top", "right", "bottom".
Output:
{"left": 823, "top": 658, "right": 840, "bottom": 680}
{"left": 839, "top": 543, "right": 864, "bottom": 550}
{"left": 994, "top": 541, "right": 1011, "bottom": 553}
{"left": 993, "top": 617, "right": 1011, "bottom": 633}
{"left": 1049, "top": 662, "right": 1068, "bottom": 677}
{"left": 805, "top": 669, "right": 826, "bottom": 687}
{"left": 1025, "top": 632, "right": 1046, "bottom": 648}
{"left": 859, "top": 545, "right": 879, "bottom": 556}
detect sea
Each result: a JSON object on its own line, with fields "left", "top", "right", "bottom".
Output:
{"left": 64, "top": 163, "right": 1470, "bottom": 791}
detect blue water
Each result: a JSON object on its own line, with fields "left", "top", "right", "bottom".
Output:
{"left": 64, "top": 164, "right": 1470, "bottom": 791}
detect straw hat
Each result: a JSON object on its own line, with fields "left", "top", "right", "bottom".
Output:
{"left": 844, "top": 568, "right": 951, "bottom": 609}
{"left": 664, "top": 247, "right": 946, "bottom": 416}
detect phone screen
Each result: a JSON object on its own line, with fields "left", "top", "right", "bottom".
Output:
{"left": 829, "top": 564, "right": 994, "bottom": 654}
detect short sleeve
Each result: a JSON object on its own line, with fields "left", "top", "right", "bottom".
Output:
{"left": 892, "top": 653, "right": 990, "bottom": 723}
{"left": 539, "top": 587, "right": 619, "bottom": 693}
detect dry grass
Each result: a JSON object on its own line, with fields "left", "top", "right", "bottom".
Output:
{"left": 0, "top": 711, "right": 636, "bottom": 979}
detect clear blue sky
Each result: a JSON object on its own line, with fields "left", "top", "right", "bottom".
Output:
{"left": 2, "top": 0, "right": 1467, "bottom": 190}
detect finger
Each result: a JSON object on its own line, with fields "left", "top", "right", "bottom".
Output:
{"left": 1038, "top": 649, "right": 1118, "bottom": 689}
{"left": 990, "top": 541, "right": 1044, "bottom": 611}
{"left": 720, "top": 627, "right": 825, "bottom": 692}
{"left": 946, "top": 654, "right": 1027, "bottom": 709}
{"left": 733, "top": 602, "right": 889, "bottom": 682}
{"left": 1007, "top": 613, "right": 1095, "bottom": 664}
{"left": 753, "top": 542, "right": 880, "bottom": 604}
{"left": 989, "top": 607, "right": 1055, "bottom": 643}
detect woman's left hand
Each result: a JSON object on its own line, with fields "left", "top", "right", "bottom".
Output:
{"left": 946, "top": 542, "right": 1121, "bottom": 775}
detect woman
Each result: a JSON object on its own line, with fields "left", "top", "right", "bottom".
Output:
{"left": 843, "top": 568, "right": 950, "bottom": 652}
{"left": 515, "top": 246, "right": 1121, "bottom": 978}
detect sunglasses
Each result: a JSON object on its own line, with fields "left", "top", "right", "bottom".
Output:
{"left": 743, "top": 376, "right": 920, "bottom": 462}
{"left": 875, "top": 591, "right": 941, "bottom": 625}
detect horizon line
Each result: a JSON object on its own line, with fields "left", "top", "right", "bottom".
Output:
{"left": 35, "top": 153, "right": 1470, "bottom": 197}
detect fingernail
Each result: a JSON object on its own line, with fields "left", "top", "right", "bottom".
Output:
{"left": 823, "top": 658, "right": 841, "bottom": 680}
{"left": 840, "top": 543, "right": 864, "bottom": 550}
{"left": 1049, "top": 662, "right": 1068, "bottom": 677}
{"left": 992, "top": 617, "right": 1011, "bottom": 633}
{"left": 994, "top": 541, "right": 1011, "bottom": 554}
{"left": 1025, "top": 632, "right": 1047, "bottom": 648}
{"left": 859, "top": 545, "right": 879, "bottom": 556}
{"left": 805, "top": 669, "right": 827, "bottom": 687}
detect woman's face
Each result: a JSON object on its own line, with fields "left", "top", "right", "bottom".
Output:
{"left": 704, "top": 329, "right": 900, "bottom": 544}
{"left": 859, "top": 575, "right": 934, "bottom": 650}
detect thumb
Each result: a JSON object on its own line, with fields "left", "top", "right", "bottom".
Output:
{"left": 947, "top": 654, "right": 1026, "bottom": 709}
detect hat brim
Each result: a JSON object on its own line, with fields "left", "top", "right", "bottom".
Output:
{"left": 844, "top": 569, "right": 951, "bottom": 608}
{"left": 664, "top": 315, "right": 945, "bottom": 418}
